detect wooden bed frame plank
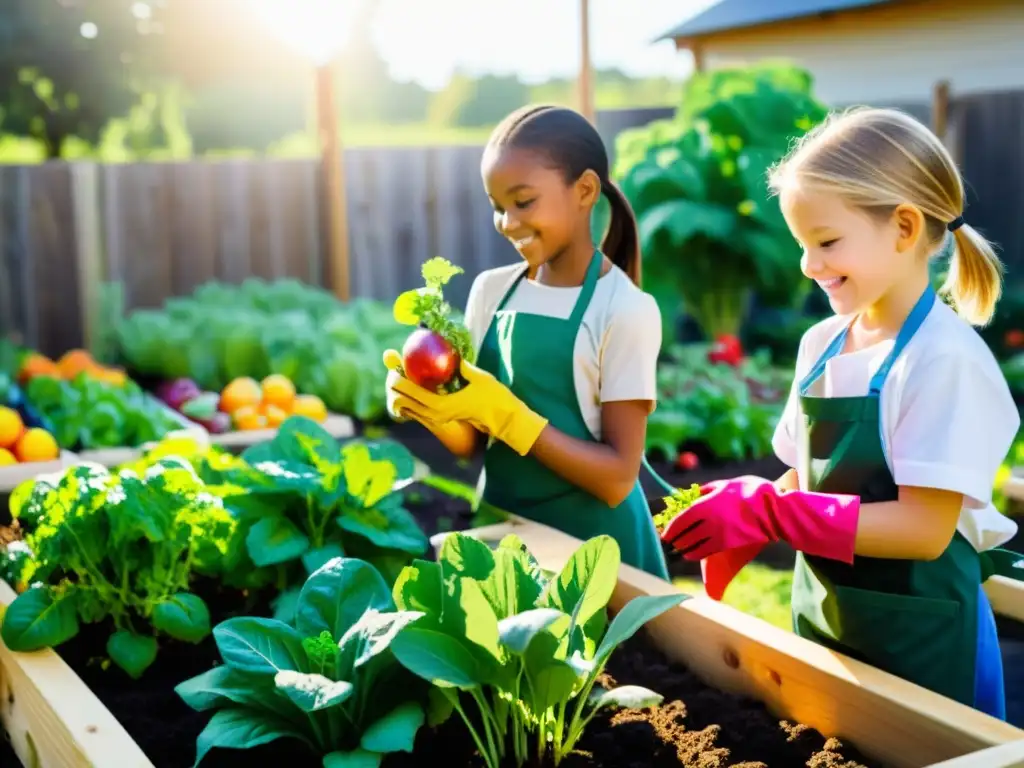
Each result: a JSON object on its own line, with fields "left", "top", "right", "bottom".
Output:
{"left": 0, "top": 581, "right": 154, "bottom": 768}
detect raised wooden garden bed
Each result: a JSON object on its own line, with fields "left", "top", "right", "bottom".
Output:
{"left": 206, "top": 412, "right": 355, "bottom": 452}
{"left": 0, "top": 452, "right": 79, "bottom": 494}
{"left": 2, "top": 518, "right": 1023, "bottom": 768}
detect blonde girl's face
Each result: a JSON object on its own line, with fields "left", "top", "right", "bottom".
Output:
{"left": 780, "top": 186, "right": 909, "bottom": 317}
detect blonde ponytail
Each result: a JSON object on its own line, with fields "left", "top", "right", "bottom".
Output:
{"left": 943, "top": 224, "right": 1004, "bottom": 326}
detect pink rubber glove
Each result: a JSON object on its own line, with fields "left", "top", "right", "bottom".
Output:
{"left": 701, "top": 544, "right": 767, "bottom": 601}
{"left": 661, "top": 475, "right": 860, "bottom": 566}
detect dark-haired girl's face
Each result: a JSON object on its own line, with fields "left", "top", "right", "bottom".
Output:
{"left": 482, "top": 146, "right": 596, "bottom": 272}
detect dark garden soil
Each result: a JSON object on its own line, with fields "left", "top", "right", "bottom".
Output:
{"left": 391, "top": 627, "right": 880, "bottom": 768}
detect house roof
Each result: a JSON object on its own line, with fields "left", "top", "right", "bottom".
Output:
{"left": 658, "top": 0, "right": 902, "bottom": 42}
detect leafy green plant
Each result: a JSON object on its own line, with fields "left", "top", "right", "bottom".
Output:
{"left": 393, "top": 256, "right": 475, "bottom": 369}
{"left": 652, "top": 483, "right": 702, "bottom": 535}
{"left": 114, "top": 278, "right": 409, "bottom": 421}
{"left": 389, "top": 531, "right": 684, "bottom": 768}
{"left": 614, "top": 61, "right": 829, "bottom": 342}
{"left": 646, "top": 344, "right": 791, "bottom": 463}
{"left": 208, "top": 416, "right": 428, "bottom": 619}
{"left": 176, "top": 556, "right": 430, "bottom": 767}
{"left": 0, "top": 458, "right": 235, "bottom": 678}
{"left": 24, "top": 373, "right": 187, "bottom": 450}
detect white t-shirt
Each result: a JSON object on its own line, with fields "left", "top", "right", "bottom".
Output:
{"left": 773, "top": 300, "right": 1020, "bottom": 552}
{"left": 463, "top": 262, "right": 662, "bottom": 440}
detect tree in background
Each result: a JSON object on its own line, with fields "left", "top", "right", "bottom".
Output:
{"left": 0, "top": 0, "right": 163, "bottom": 157}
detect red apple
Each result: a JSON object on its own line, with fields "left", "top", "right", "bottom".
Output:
{"left": 402, "top": 328, "right": 460, "bottom": 391}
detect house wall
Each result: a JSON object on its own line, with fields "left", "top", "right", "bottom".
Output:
{"left": 684, "top": 0, "right": 1024, "bottom": 105}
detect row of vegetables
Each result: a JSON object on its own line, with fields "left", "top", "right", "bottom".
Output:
{"left": 0, "top": 411, "right": 694, "bottom": 767}
{"left": 3, "top": 258, "right": 795, "bottom": 481}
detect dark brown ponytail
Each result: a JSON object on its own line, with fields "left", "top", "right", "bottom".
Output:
{"left": 601, "top": 178, "right": 642, "bottom": 287}
{"left": 486, "top": 104, "right": 642, "bottom": 285}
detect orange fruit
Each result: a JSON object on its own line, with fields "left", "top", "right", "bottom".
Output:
{"left": 261, "top": 403, "right": 288, "bottom": 428}
{"left": 57, "top": 349, "right": 95, "bottom": 380}
{"left": 17, "top": 353, "right": 59, "bottom": 384}
{"left": 232, "top": 405, "right": 267, "bottom": 431}
{"left": 0, "top": 407, "right": 24, "bottom": 449}
{"left": 0, "top": 448, "right": 15, "bottom": 466}
{"left": 261, "top": 374, "right": 296, "bottom": 411}
{"left": 14, "top": 428, "right": 59, "bottom": 463}
{"left": 292, "top": 394, "right": 327, "bottom": 423}
{"left": 90, "top": 366, "right": 127, "bottom": 386}
{"left": 220, "top": 377, "right": 262, "bottom": 415}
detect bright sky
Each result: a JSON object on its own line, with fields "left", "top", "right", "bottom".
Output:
{"left": 243, "top": 0, "right": 718, "bottom": 88}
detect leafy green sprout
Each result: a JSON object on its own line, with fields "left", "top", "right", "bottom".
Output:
{"left": 653, "top": 483, "right": 702, "bottom": 534}
{"left": 392, "top": 256, "right": 476, "bottom": 391}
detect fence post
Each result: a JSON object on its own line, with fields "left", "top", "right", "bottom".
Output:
{"left": 70, "top": 162, "right": 104, "bottom": 356}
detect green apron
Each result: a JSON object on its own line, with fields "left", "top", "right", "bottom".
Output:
{"left": 791, "top": 285, "right": 1021, "bottom": 717}
{"left": 474, "top": 250, "right": 670, "bottom": 580}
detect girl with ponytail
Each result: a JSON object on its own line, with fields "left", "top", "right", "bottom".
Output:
{"left": 661, "top": 106, "right": 1021, "bottom": 718}
{"left": 383, "top": 104, "right": 670, "bottom": 579}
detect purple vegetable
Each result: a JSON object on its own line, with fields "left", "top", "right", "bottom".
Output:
{"left": 197, "top": 411, "right": 232, "bottom": 434}
{"left": 156, "top": 378, "right": 202, "bottom": 411}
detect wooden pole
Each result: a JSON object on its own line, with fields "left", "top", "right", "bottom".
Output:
{"left": 315, "top": 60, "right": 351, "bottom": 301}
{"left": 579, "top": 0, "right": 595, "bottom": 122}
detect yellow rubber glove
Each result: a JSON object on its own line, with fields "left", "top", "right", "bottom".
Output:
{"left": 385, "top": 349, "right": 548, "bottom": 457}
{"left": 382, "top": 350, "right": 482, "bottom": 458}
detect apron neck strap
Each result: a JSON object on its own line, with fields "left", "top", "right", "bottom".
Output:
{"left": 494, "top": 250, "right": 604, "bottom": 322}
{"left": 798, "top": 284, "right": 936, "bottom": 397}
{"left": 867, "top": 285, "right": 935, "bottom": 395}
{"left": 568, "top": 250, "right": 604, "bottom": 326}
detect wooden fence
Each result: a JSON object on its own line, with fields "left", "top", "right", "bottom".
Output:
{"left": 1, "top": 95, "right": 1023, "bottom": 359}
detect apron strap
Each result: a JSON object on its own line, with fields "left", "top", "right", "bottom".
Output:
{"left": 798, "top": 323, "right": 851, "bottom": 394}
{"left": 493, "top": 264, "right": 530, "bottom": 313}
{"left": 568, "top": 250, "right": 604, "bottom": 327}
{"left": 797, "top": 285, "right": 936, "bottom": 397}
{"left": 980, "top": 547, "right": 1024, "bottom": 583}
{"left": 867, "top": 286, "right": 936, "bottom": 396}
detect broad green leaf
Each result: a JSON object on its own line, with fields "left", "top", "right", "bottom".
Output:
{"left": 303, "top": 543, "right": 346, "bottom": 575}
{"left": 595, "top": 594, "right": 686, "bottom": 664}
{"left": 341, "top": 442, "right": 396, "bottom": 507}
{"left": 0, "top": 586, "right": 79, "bottom": 652}
{"left": 390, "top": 627, "right": 481, "bottom": 689}
{"left": 195, "top": 708, "right": 311, "bottom": 766}
{"left": 175, "top": 664, "right": 274, "bottom": 712}
{"left": 272, "top": 587, "right": 302, "bottom": 624}
{"left": 498, "top": 608, "right": 567, "bottom": 655}
{"left": 438, "top": 532, "right": 495, "bottom": 580}
{"left": 392, "top": 559, "right": 444, "bottom": 617}
{"left": 214, "top": 617, "right": 308, "bottom": 676}
{"left": 337, "top": 501, "right": 428, "bottom": 555}
{"left": 393, "top": 288, "right": 425, "bottom": 325}
{"left": 528, "top": 660, "right": 578, "bottom": 713}
{"left": 152, "top": 592, "right": 211, "bottom": 644}
{"left": 541, "top": 535, "right": 619, "bottom": 646}
{"left": 337, "top": 609, "right": 424, "bottom": 674}
{"left": 360, "top": 700, "right": 424, "bottom": 754}
{"left": 274, "top": 670, "right": 354, "bottom": 712}
{"left": 588, "top": 684, "right": 662, "bottom": 711}
{"left": 425, "top": 687, "right": 455, "bottom": 727}
{"left": 295, "top": 557, "right": 394, "bottom": 641}
{"left": 245, "top": 515, "right": 310, "bottom": 567}
{"left": 107, "top": 630, "right": 158, "bottom": 679}
{"left": 323, "top": 749, "right": 382, "bottom": 768}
